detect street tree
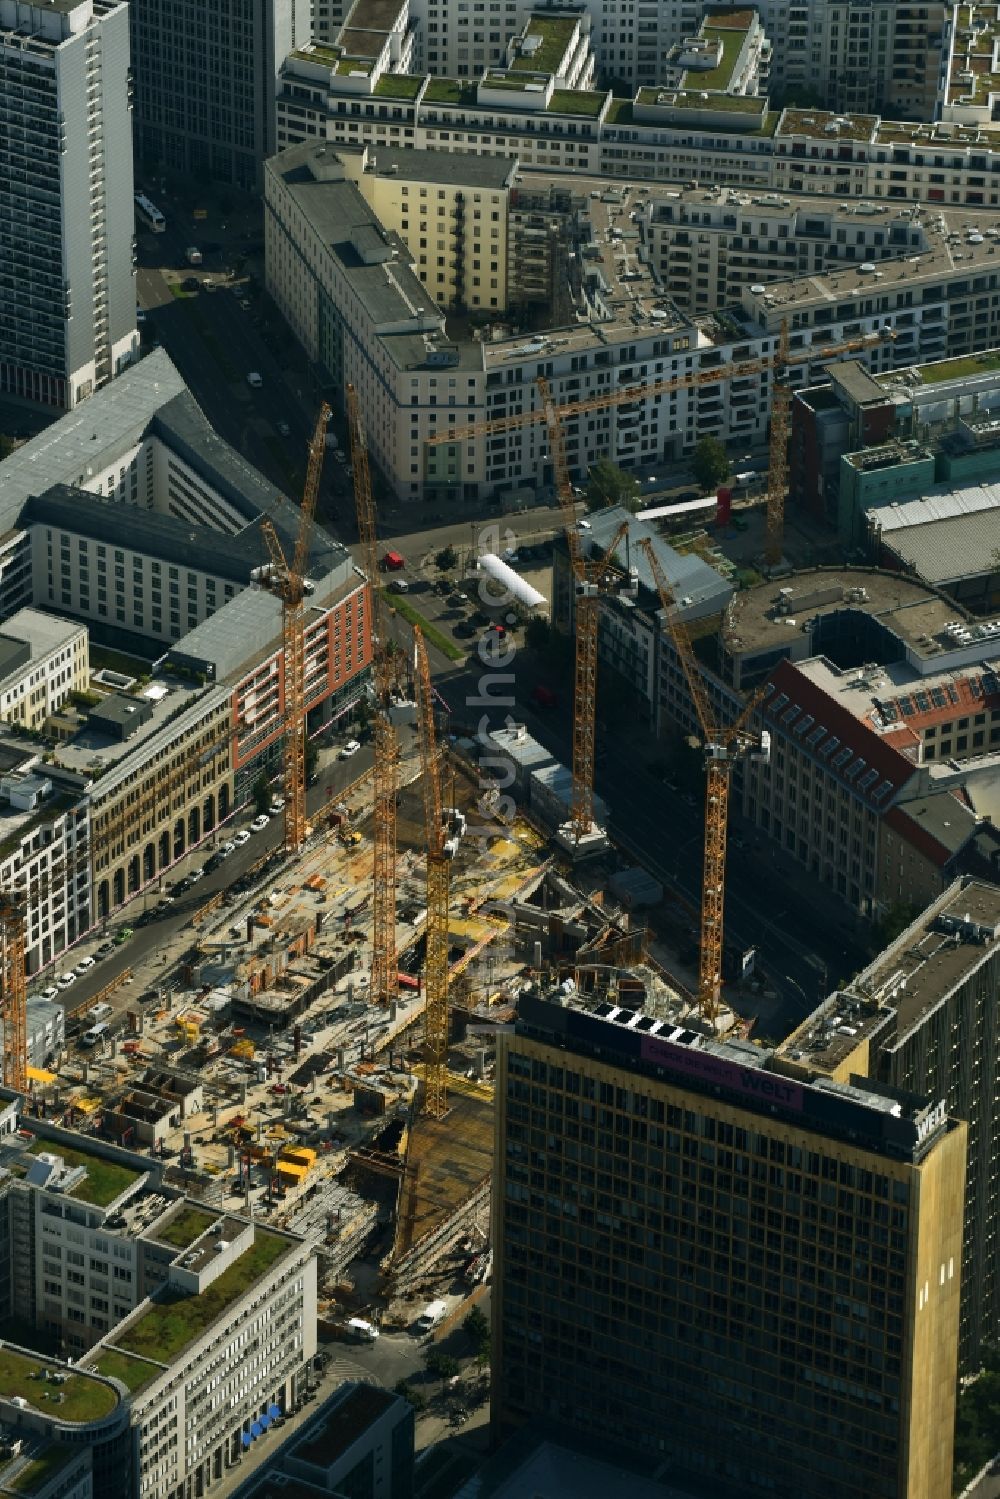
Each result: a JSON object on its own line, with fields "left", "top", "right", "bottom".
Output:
{"left": 691, "top": 436, "right": 730, "bottom": 491}
{"left": 586, "top": 458, "right": 640, "bottom": 513}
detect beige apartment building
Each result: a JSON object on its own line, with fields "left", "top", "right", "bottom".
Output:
{"left": 338, "top": 144, "right": 515, "bottom": 312}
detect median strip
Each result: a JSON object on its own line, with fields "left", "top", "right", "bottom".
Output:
{"left": 387, "top": 596, "right": 465, "bottom": 661}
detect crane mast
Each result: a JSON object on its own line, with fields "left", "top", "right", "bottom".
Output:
{"left": 640, "top": 538, "right": 767, "bottom": 1023}
{"left": 260, "top": 404, "right": 332, "bottom": 856}
{"left": 412, "top": 626, "right": 450, "bottom": 1119}
{"left": 346, "top": 385, "right": 399, "bottom": 1010}
{"left": 0, "top": 895, "right": 26, "bottom": 1092}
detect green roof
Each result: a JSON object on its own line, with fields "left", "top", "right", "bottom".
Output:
{"left": 291, "top": 43, "right": 341, "bottom": 67}
{"left": 337, "top": 56, "right": 375, "bottom": 75}
{"left": 668, "top": 90, "right": 765, "bottom": 113}
{"left": 912, "top": 350, "right": 1000, "bottom": 383}
{"left": 423, "top": 77, "right": 478, "bottom": 106}
{"left": 90, "top": 1350, "right": 161, "bottom": 1396}
{"left": 152, "top": 1206, "right": 217, "bottom": 1250}
{"left": 113, "top": 1231, "right": 290, "bottom": 1363}
{"left": 547, "top": 88, "right": 607, "bottom": 116}
{"left": 5, "top": 1447, "right": 75, "bottom": 1496}
{"left": 686, "top": 25, "right": 744, "bottom": 91}
{"left": 0, "top": 1349, "right": 117, "bottom": 1425}
{"left": 604, "top": 98, "right": 633, "bottom": 125}
{"left": 373, "top": 73, "right": 424, "bottom": 100}
{"left": 511, "top": 14, "right": 577, "bottom": 73}
{"left": 26, "top": 1140, "right": 142, "bottom": 1209}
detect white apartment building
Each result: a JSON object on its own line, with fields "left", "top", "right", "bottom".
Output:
{"left": 0, "top": 767, "right": 91, "bottom": 975}
{"left": 276, "top": 42, "right": 1000, "bottom": 212}
{"left": 0, "top": 0, "right": 138, "bottom": 409}
{"left": 0, "top": 611, "right": 88, "bottom": 732}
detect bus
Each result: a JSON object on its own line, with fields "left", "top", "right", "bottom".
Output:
{"left": 134, "top": 193, "right": 166, "bottom": 233}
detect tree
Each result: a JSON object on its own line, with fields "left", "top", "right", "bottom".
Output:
{"left": 525, "top": 615, "right": 551, "bottom": 653}
{"left": 0, "top": 435, "right": 15, "bottom": 463}
{"left": 691, "top": 436, "right": 730, "bottom": 491}
{"left": 953, "top": 1349, "right": 1000, "bottom": 1490}
{"left": 586, "top": 458, "right": 640, "bottom": 513}
{"left": 463, "top": 1307, "right": 489, "bottom": 1349}
{"left": 394, "top": 1379, "right": 426, "bottom": 1413}
{"left": 304, "top": 737, "right": 319, "bottom": 786}
{"left": 424, "top": 1350, "right": 460, "bottom": 1385}
{"left": 253, "top": 774, "right": 270, "bottom": 815}
{"left": 435, "top": 544, "right": 458, "bottom": 571}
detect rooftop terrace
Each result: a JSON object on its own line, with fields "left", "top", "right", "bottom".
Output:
{"left": 149, "top": 1204, "right": 217, "bottom": 1250}
{"left": 511, "top": 14, "right": 577, "bottom": 74}
{"left": 88, "top": 1349, "right": 161, "bottom": 1397}
{"left": 112, "top": 1230, "right": 290, "bottom": 1363}
{"left": 0, "top": 1347, "right": 118, "bottom": 1425}
{"left": 722, "top": 566, "right": 966, "bottom": 661}
{"left": 25, "top": 1138, "right": 143, "bottom": 1209}
{"left": 1, "top": 1447, "right": 74, "bottom": 1496}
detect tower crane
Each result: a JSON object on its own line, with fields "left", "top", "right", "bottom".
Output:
{"left": 346, "top": 384, "right": 400, "bottom": 1010}
{"left": 412, "top": 625, "right": 450, "bottom": 1119}
{"left": 639, "top": 537, "right": 769, "bottom": 1025}
{"left": 0, "top": 895, "right": 26, "bottom": 1092}
{"left": 260, "top": 403, "right": 332, "bottom": 856}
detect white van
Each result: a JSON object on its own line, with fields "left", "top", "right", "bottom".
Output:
{"left": 80, "top": 1022, "right": 109, "bottom": 1048}
{"left": 246, "top": 371, "right": 263, "bottom": 389}
{"left": 346, "top": 1318, "right": 379, "bottom": 1342}
{"left": 414, "top": 1299, "right": 447, "bottom": 1335}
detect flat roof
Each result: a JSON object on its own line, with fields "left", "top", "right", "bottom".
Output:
{"left": 0, "top": 350, "right": 185, "bottom": 535}
{"left": 519, "top": 989, "right": 946, "bottom": 1161}
{"left": 25, "top": 1138, "right": 144, "bottom": 1208}
{"left": 54, "top": 674, "right": 215, "bottom": 779}
{"left": 363, "top": 145, "right": 516, "bottom": 190}
{"left": 112, "top": 1229, "right": 293, "bottom": 1364}
{"left": 723, "top": 566, "right": 964, "bottom": 661}
{"left": 583, "top": 504, "right": 733, "bottom": 619}
{"left": 780, "top": 879, "right": 1000, "bottom": 1072}
{"left": 0, "top": 1346, "right": 119, "bottom": 1425}
{"left": 292, "top": 1385, "right": 396, "bottom": 1466}
{"left": 340, "top": 0, "right": 406, "bottom": 30}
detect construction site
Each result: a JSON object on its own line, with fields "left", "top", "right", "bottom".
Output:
{"left": 0, "top": 322, "right": 863, "bottom": 1332}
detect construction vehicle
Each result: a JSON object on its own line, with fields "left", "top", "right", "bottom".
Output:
{"left": 412, "top": 625, "right": 450, "bottom": 1118}
{"left": 345, "top": 384, "right": 400, "bottom": 1009}
{"left": 260, "top": 404, "right": 332, "bottom": 855}
{"left": 639, "top": 538, "right": 769, "bottom": 1025}
{"left": 427, "top": 333, "right": 882, "bottom": 847}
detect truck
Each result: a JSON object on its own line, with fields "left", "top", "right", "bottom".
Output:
{"left": 185, "top": 247, "right": 203, "bottom": 266}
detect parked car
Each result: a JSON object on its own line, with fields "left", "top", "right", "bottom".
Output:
{"left": 277, "top": 421, "right": 290, "bottom": 437}
{"left": 89, "top": 1003, "right": 112, "bottom": 1021}
{"left": 250, "top": 814, "right": 270, "bottom": 833}
{"left": 40, "top": 986, "right": 59, "bottom": 1002}
{"left": 76, "top": 955, "right": 95, "bottom": 971}
{"left": 219, "top": 840, "right": 237, "bottom": 858}
{"left": 233, "top": 829, "right": 251, "bottom": 847}
{"left": 114, "top": 927, "right": 133, "bottom": 945}
{"left": 96, "top": 941, "right": 116, "bottom": 958}
{"left": 339, "top": 740, "right": 361, "bottom": 760}
{"left": 269, "top": 796, "right": 285, "bottom": 814}
{"left": 56, "top": 972, "right": 76, "bottom": 989}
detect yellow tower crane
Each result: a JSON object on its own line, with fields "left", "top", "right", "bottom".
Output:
{"left": 0, "top": 895, "right": 26, "bottom": 1092}
{"left": 346, "top": 384, "right": 400, "bottom": 1010}
{"left": 639, "top": 537, "right": 769, "bottom": 1025}
{"left": 260, "top": 403, "right": 332, "bottom": 856}
{"left": 429, "top": 332, "right": 886, "bottom": 840}
{"left": 412, "top": 625, "right": 450, "bottom": 1119}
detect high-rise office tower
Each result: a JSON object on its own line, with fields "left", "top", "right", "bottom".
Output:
{"left": 0, "top": 0, "right": 138, "bottom": 410}
{"left": 129, "top": 0, "right": 310, "bottom": 191}
{"left": 779, "top": 877, "right": 1000, "bottom": 1369}
{"left": 494, "top": 989, "right": 966, "bottom": 1499}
